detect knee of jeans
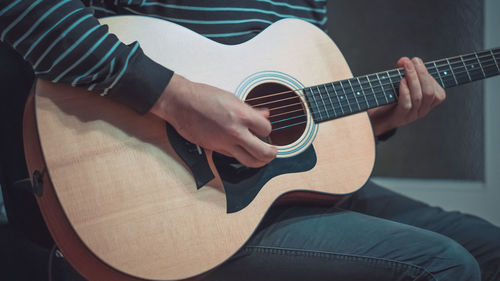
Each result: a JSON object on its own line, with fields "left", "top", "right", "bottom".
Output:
{"left": 436, "top": 238, "right": 481, "bottom": 281}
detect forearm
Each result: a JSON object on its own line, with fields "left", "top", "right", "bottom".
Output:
{"left": 368, "top": 110, "right": 397, "bottom": 137}
{"left": 0, "top": 0, "right": 173, "bottom": 113}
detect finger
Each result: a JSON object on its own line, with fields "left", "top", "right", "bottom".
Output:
{"left": 403, "top": 60, "right": 423, "bottom": 117}
{"left": 431, "top": 81, "right": 446, "bottom": 108}
{"left": 412, "top": 57, "right": 435, "bottom": 117}
{"left": 245, "top": 106, "right": 272, "bottom": 137}
{"left": 217, "top": 148, "right": 236, "bottom": 159}
{"left": 397, "top": 57, "right": 410, "bottom": 68}
{"left": 230, "top": 144, "right": 270, "bottom": 168}
{"left": 397, "top": 77, "right": 412, "bottom": 114}
{"left": 367, "top": 103, "right": 396, "bottom": 120}
{"left": 256, "top": 107, "right": 270, "bottom": 118}
{"left": 239, "top": 130, "right": 277, "bottom": 163}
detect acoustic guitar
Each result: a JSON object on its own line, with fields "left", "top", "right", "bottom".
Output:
{"left": 23, "top": 16, "right": 500, "bottom": 280}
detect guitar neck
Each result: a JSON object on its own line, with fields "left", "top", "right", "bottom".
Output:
{"left": 305, "top": 47, "right": 500, "bottom": 123}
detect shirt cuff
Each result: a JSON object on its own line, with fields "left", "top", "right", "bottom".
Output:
{"left": 376, "top": 128, "right": 397, "bottom": 142}
{"left": 106, "top": 47, "right": 174, "bottom": 114}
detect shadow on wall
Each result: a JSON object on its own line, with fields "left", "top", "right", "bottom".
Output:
{"left": 327, "top": 0, "right": 484, "bottom": 180}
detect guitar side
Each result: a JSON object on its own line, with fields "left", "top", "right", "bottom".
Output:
{"left": 24, "top": 17, "right": 375, "bottom": 280}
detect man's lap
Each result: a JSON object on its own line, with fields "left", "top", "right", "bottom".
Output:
{"left": 1, "top": 180, "right": 498, "bottom": 280}
{"left": 343, "top": 181, "right": 500, "bottom": 280}
{"left": 204, "top": 181, "right": 500, "bottom": 281}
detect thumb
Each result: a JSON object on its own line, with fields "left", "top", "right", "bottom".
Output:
{"left": 256, "top": 107, "right": 270, "bottom": 118}
{"left": 246, "top": 107, "right": 272, "bottom": 137}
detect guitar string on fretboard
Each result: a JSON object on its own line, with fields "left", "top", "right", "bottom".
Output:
{"left": 261, "top": 48, "right": 500, "bottom": 131}
{"left": 250, "top": 47, "right": 499, "bottom": 132}
{"left": 298, "top": 47, "right": 500, "bottom": 124}
{"left": 249, "top": 48, "right": 499, "bottom": 106}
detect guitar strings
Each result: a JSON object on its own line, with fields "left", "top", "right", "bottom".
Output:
{"left": 271, "top": 65, "right": 497, "bottom": 132}
{"left": 255, "top": 61, "right": 499, "bottom": 122}
{"left": 306, "top": 61, "right": 500, "bottom": 119}
{"left": 263, "top": 59, "right": 499, "bottom": 130}
{"left": 259, "top": 50, "right": 500, "bottom": 131}
{"left": 265, "top": 60, "right": 498, "bottom": 121}
{"left": 247, "top": 50, "right": 500, "bottom": 103}
{"left": 251, "top": 56, "right": 499, "bottom": 108}
{"left": 246, "top": 52, "right": 499, "bottom": 107}
{"left": 257, "top": 58, "right": 499, "bottom": 122}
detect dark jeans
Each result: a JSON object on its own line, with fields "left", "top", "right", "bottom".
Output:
{"left": 204, "top": 181, "right": 500, "bottom": 281}
{"left": 1, "top": 180, "right": 500, "bottom": 281}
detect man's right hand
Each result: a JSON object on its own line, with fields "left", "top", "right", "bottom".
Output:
{"left": 150, "top": 74, "right": 277, "bottom": 168}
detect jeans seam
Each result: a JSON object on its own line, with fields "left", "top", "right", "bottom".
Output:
{"left": 243, "top": 245, "right": 437, "bottom": 281}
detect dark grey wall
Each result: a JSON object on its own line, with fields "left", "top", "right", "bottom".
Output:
{"left": 327, "top": 0, "right": 484, "bottom": 180}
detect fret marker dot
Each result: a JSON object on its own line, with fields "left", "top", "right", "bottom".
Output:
{"left": 443, "top": 71, "right": 448, "bottom": 75}
{"left": 471, "top": 65, "right": 474, "bottom": 68}
{"left": 340, "top": 96, "right": 344, "bottom": 99}
{"left": 389, "top": 94, "right": 393, "bottom": 98}
{"left": 356, "top": 91, "right": 361, "bottom": 95}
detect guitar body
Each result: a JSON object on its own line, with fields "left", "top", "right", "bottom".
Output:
{"left": 23, "top": 16, "right": 375, "bottom": 280}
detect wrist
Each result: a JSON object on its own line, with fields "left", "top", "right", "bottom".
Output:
{"left": 150, "top": 73, "right": 192, "bottom": 122}
{"left": 370, "top": 115, "right": 396, "bottom": 137}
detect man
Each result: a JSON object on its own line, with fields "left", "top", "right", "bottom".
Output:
{"left": 0, "top": 1, "right": 499, "bottom": 280}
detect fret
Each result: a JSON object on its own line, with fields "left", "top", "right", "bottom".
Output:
{"left": 432, "top": 61, "right": 445, "bottom": 87}
{"left": 494, "top": 49, "right": 500, "bottom": 67}
{"left": 386, "top": 70, "right": 400, "bottom": 101}
{"left": 491, "top": 50, "right": 500, "bottom": 72}
{"left": 376, "top": 72, "right": 395, "bottom": 104}
{"left": 449, "top": 57, "right": 470, "bottom": 84}
{"left": 459, "top": 55, "right": 473, "bottom": 82}
{"left": 359, "top": 76, "right": 378, "bottom": 107}
{"left": 334, "top": 81, "right": 350, "bottom": 113}
{"left": 331, "top": 82, "right": 346, "bottom": 115}
{"left": 463, "top": 54, "right": 485, "bottom": 81}
{"left": 389, "top": 69, "right": 403, "bottom": 87}
{"left": 397, "top": 68, "right": 405, "bottom": 80}
{"left": 478, "top": 50, "right": 500, "bottom": 77}
{"left": 396, "top": 68, "right": 406, "bottom": 91}
{"left": 446, "top": 58, "right": 459, "bottom": 85}
{"left": 340, "top": 80, "right": 354, "bottom": 113}
{"left": 435, "top": 60, "right": 457, "bottom": 88}
{"left": 305, "top": 87, "right": 323, "bottom": 120}
{"left": 367, "top": 74, "right": 384, "bottom": 106}
{"left": 474, "top": 52, "right": 486, "bottom": 77}
{"left": 425, "top": 61, "right": 436, "bottom": 78}
{"left": 323, "top": 84, "right": 338, "bottom": 118}
{"left": 356, "top": 77, "right": 371, "bottom": 108}
{"left": 346, "top": 79, "right": 363, "bottom": 111}
{"left": 374, "top": 73, "right": 388, "bottom": 103}
{"left": 326, "top": 83, "right": 343, "bottom": 116}
{"left": 384, "top": 71, "right": 397, "bottom": 102}
{"left": 351, "top": 78, "right": 369, "bottom": 110}
{"left": 316, "top": 85, "right": 331, "bottom": 119}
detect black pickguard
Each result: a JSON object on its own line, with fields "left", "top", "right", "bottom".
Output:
{"left": 166, "top": 123, "right": 214, "bottom": 189}
{"left": 166, "top": 123, "right": 317, "bottom": 213}
{"left": 213, "top": 147, "right": 316, "bottom": 213}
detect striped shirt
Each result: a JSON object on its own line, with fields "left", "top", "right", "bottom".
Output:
{"left": 0, "top": 0, "right": 327, "bottom": 113}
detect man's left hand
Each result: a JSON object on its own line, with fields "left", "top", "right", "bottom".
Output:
{"left": 368, "top": 57, "right": 446, "bottom": 136}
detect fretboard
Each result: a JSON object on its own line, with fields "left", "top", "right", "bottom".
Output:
{"left": 304, "top": 47, "right": 500, "bottom": 123}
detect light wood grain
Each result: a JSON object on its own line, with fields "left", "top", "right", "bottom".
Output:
{"left": 28, "top": 17, "right": 375, "bottom": 280}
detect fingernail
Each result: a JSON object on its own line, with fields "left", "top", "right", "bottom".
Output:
{"left": 413, "top": 57, "right": 421, "bottom": 65}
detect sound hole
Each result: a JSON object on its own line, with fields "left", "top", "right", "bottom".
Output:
{"left": 245, "top": 83, "right": 307, "bottom": 146}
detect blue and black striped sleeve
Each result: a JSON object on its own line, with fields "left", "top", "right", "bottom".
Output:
{"left": 0, "top": 0, "right": 173, "bottom": 114}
